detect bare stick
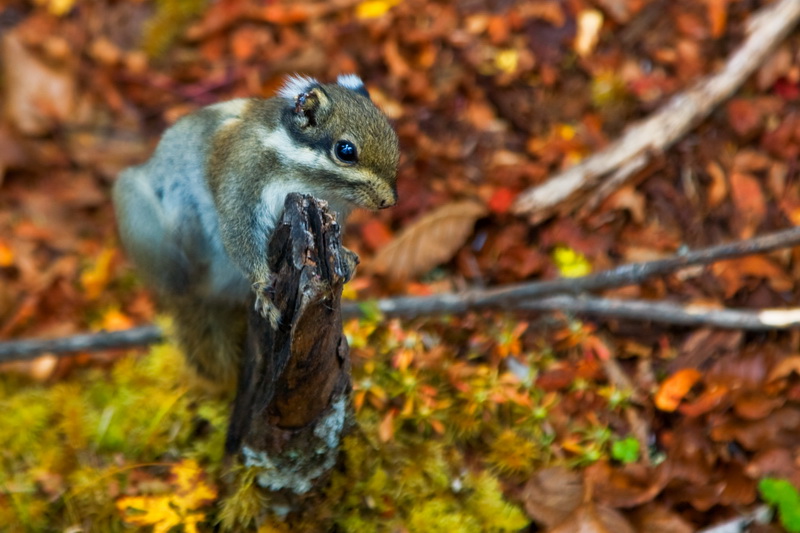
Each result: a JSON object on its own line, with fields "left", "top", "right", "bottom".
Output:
{"left": 514, "top": 296, "right": 800, "bottom": 330}
{"left": 0, "top": 326, "right": 162, "bottom": 363}
{"left": 2, "top": 226, "right": 799, "bottom": 361}
{"left": 511, "top": 0, "right": 800, "bottom": 222}
{"left": 342, "top": 226, "right": 800, "bottom": 319}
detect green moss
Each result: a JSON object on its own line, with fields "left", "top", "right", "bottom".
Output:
{"left": 0, "top": 344, "right": 226, "bottom": 531}
{"left": 1, "top": 315, "right": 553, "bottom": 531}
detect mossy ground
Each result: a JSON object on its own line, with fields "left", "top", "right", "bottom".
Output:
{"left": 1, "top": 315, "right": 547, "bottom": 532}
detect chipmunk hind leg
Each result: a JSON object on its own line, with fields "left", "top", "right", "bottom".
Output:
{"left": 161, "top": 295, "right": 247, "bottom": 392}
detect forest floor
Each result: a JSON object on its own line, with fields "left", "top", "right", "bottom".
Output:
{"left": 1, "top": 0, "right": 800, "bottom": 531}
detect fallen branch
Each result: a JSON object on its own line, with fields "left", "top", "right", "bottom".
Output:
{"left": 511, "top": 0, "right": 800, "bottom": 222}
{"left": 2, "top": 226, "right": 799, "bottom": 361}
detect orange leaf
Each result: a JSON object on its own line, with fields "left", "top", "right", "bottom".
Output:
{"left": 728, "top": 172, "right": 765, "bottom": 238}
{"left": 378, "top": 410, "right": 396, "bottom": 442}
{"left": 99, "top": 308, "right": 135, "bottom": 332}
{"left": 655, "top": 368, "right": 702, "bottom": 412}
{"left": 678, "top": 384, "right": 729, "bottom": 417}
{"left": 706, "top": 0, "right": 728, "bottom": 38}
{"left": 361, "top": 219, "right": 394, "bottom": 251}
{"left": 0, "top": 240, "right": 14, "bottom": 267}
{"left": 80, "top": 247, "right": 116, "bottom": 301}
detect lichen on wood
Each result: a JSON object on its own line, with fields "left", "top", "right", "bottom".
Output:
{"left": 224, "top": 193, "right": 356, "bottom": 509}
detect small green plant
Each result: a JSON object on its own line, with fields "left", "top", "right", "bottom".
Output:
{"left": 758, "top": 478, "right": 800, "bottom": 532}
{"left": 611, "top": 437, "right": 640, "bottom": 464}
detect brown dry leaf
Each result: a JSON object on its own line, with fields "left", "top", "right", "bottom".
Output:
{"left": 372, "top": 200, "right": 487, "bottom": 280}
{"left": 628, "top": 505, "right": 693, "bottom": 533}
{"left": 522, "top": 467, "right": 584, "bottom": 528}
{"left": 603, "top": 186, "right": 646, "bottom": 223}
{"left": 549, "top": 501, "right": 635, "bottom": 533}
{"left": 726, "top": 99, "right": 764, "bottom": 137}
{"left": 677, "top": 384, "right": 729, "bottom": 417}
{"left": 0, "top": 125, "right": 30, "bottom": 184}
{"left": 758, "top": 45, "right": 793, "bottom": 90}
{"left": 728, "top": 171, "right": 765, "bottom": 238}
{"left": 585, "top": 461, "right": 669, "bottom": 508}
{"left": 705, "top": 161, "right": 728, "bottom": 208}
{"left": 768, "top": 355, "right": 800, "bottom": 382}
{"left": 710, "top": 406, "right": 800, "bottom": 450}
{"left": 2, "top": 31, "right": 76, "bottom": 136}
{"left": 733, "top": 393, "right": 784, "bottom": 420}
{"left": 711, "top": 256, "right": 793, "bottom": 298}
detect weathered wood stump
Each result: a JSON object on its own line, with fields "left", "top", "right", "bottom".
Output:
{"left": 225, "top": 193, "right": 355, "bottom": 506}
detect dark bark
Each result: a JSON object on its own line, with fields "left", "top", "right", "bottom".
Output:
{"left": 224, "top": 193, "right": 354, "bottom": 501}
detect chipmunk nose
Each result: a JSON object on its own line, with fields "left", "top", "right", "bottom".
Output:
{"left": 379, "top": 190, "right": 398, "bottom": 209}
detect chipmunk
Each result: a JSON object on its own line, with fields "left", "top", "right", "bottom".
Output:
{"left": 113, "top": 74, "right": 399, "bottom": 390}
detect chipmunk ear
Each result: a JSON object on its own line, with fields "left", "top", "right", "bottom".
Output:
{"left": 337, "top": 73, "right": 370, "bottom": 99}
{"left": 290, "top": 86, "right": 332, "bottom": 128}
{"left": 279, "top": 74, "right": 332, "bottom": 128}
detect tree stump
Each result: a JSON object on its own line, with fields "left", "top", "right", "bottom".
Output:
{"left": 225, "top": 193, "right": 356, "bottom": 507}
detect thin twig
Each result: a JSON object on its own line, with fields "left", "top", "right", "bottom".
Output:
{"left": 342, "top": 226, "right": 800, "bottom": 318}
{"left": 0, "top": 326, "right": 162, "bottom": 363}
{"left": 2, "top": 226, "right": 799, "bottom": 361}
{"left": 511, "top": 0, "right": 800, "bottom": 222}
{"left": 513, "top": 296, "right": 800, "bottom": 330}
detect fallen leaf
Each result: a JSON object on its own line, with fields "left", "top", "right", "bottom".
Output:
{"left": 99, "top": 308, "right": 135, "bottom": 332}
{"left": 727, "top": 99, "right": 764, "bottom": 137}
{"left": 360, "top": 219, "right": 394, "bottom": 251}
{"left": 677, "top": 384, "right": 729, "bottom": 417}
{"left": 706, "top": 0, "right": 728, "bottom": 38}
{"left": 711, "top": 256, "right": 792, "bottom": 298}
{"left": 488, "top": 187, "right": 517, "bottom": 214}
{"left": 549, "top": 501, "right": 635, "bottom": 533}
{"left": 655, "top": 368, "right": 702, "bottom": 412}
{"left": 116, "top": 459, "right": 217, "bottom": 533}
{"left": 769, "top": 356, "right": 800, "bottom": 382}
{"left": 522, "top": 467, "right": 584, "bottom": 527}
{"left": 356, "top": 0, "right": 401, "bottom": 19}
{"left": 372, "top": 200, "right": 487, "bottom": 280}
{"left": 728, "top": 171, "right": 766, "bottom": 238}
{"left": 628, "top": 505, "right": 693, "bottom": 533}
{"left": 575, "top": 10, "right": 603, "bottom": 57}
{"left": 552, "top": 246, "right": 592, "bottom": 278}
{"left": 2, "top": 31, "right": 76, "bottom": 135}
{"left": 705, "top": 161, "right": 728, "bottom": 208}
{"left": 0, "top": 240, "right": 14, "bottom": 267}
{"left": 80, "top": 248, "right": 117, "bottom": 301}
{"left": 33, "top": 0, "right": 76, "bottom": 16}
{"left": 585, "top": 461, "right": 670, "bottom": 508}
{"left": 378, "top": 409, "right": 396, "bottom": 442}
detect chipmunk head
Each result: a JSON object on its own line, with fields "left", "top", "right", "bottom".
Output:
{"left": 275, "top": 74, "right": 399, "bottom": 211}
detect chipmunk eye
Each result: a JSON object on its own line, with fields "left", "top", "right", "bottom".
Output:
{"left": 334, "top": 140, "right": 358, "bottom": 164}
